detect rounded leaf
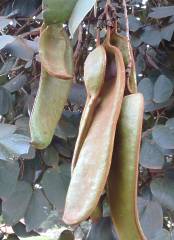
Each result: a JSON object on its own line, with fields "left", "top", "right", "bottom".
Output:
{"left": 140, "top": 138, "right": 164, "bottom": 169}
{"left": 153, "top": 75, "right": 173, "bottom": 103}
{"left": 150, "top": 177, "right": 174, "bottom": 211}
{"left": 152, "top": 125, "right": 174, "bottom": 149}
{"left": 138, "top": 78, "right": 153, "bottom": 102}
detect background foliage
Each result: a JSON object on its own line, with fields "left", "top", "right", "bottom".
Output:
{"left": 0, "top": 0, "right": 174, "bottom": 239}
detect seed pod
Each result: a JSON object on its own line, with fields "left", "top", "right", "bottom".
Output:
{"left": 111, "top": 33, "right": 137, "bottom": 94}
{"left": 107, "top": 93, "right": 146, "bottom": 240}
{"left": 71, "top": 45, "right": 106, "bottom": 171}
{"left": 63, "top": 40, "right": 125, "bottom": 225}
{"left": 39, "top": 25, "right": 73, "bottom": 79}
{"left": 29, "top": 69, "right": 72, "bottom": 149}
{"left": 43, "top": 0, "right": 77, "bottom": 25}
{"left": 29, "top": 24, "right": 73, "bottom": 149}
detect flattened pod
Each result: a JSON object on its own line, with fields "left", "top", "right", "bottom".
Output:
{"left": 39, "top": 25, "right": 73, "bottom": 79}
{"left": 71, "top": 45, "right": 106, "bottom": 171}
{"left": 111, "top": 33, "right": 137, "bottom": 93}
{"left": 63, "top": 42, "right": 125, "bottom": 225}
{"left": 29, "top": 69, "right": 72, "bottom": 149}
{"left": 107, "top": 93, "right": 146, "bottom": 240}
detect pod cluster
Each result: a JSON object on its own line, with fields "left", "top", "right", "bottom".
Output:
{"left": 29, "top": 1, "right": 146, "bottom": 239}
{"left": 63, "top": 31, "right": 146, "bottom": 240}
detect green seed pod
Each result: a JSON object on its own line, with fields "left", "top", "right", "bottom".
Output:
{"left": 63, "top": 40, "right": 125, "bottom": 225}
{"left": 39, "top": 25, "right": 73, "bottom": 79}
{"left": 29, "top": 69, "right": 72, "bottom": 149}
{"left": 111, "top": 33, "right": 137, "bottom": 94}
{"left": 43, "top": 0, "right": 77, "bottom": 25}
{"left": 107, "top": 93, "right": 146, "bottom": 240}
{"left": 71, "top": 45, "right": 106, "bottom": 171}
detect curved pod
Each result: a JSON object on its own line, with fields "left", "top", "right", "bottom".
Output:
{"left": 29, "top": 69, "right": 72, "bottom": 149}
{"left": 71, "top": 45, "right": 106, "bottom": 171}
{"left": 39, "top": 25, "right": 73, "bottom": 79}
{"left": 107, "top": 93, "right": 146, "bottom": 240}
{"left": 63, "top": 42, "right": 125, "bottom": 225}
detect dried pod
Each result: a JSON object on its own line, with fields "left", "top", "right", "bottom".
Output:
{"left": 63, "top": 40, "right": 125, "bottom": 225}
{"left": 107, "top": 93, "right": 146, "bottom": 240}
{"left": 39, "top": 25, "right": 73, "bottom": 79}
{"left": 111, "top": 33, "right": 137, "bottom": 93}
{"left": 43, "top": 0, "right": 77, "bottom": 25}
{"left": 71, "top": 45, "right": 106, "bottom": 171}
{"left": 29, "top": 69, "right": 72, "bottom": 149}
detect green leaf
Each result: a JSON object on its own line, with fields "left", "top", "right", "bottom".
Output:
{"left": 13, "top": 222, "right": 39, "bottom": 238}
{"left": 138, "top": 198, "right": 163, "bottom": 239}
{"left": 153, "top": 75, "right": 173, "bottom": 103}
{"left": 55, "top": 114, "right": 78, "bottom": 140}
{"left": 150, "top": 177, "right": 174, "bottom": 211}
{"left": 54, "top": 140, "right": 72, "bottom": 158}
{"left": 20, "top": 160, "right": 35, "bottom": 184}
{"left": 68, "top": 0, "right": 96, "bottom": 36}
{"left": 86, "top": 217, "right": 117, "bottom": 240}
{"left": 41, "top": 163, "right": 71, "bottom": 213}
{"left": 0, "top": 16, "right": 15, "bottom": 29}
{"left": 39, "top": 210, "right": 59, "bottom": 230}
{"left": 15, "top": 117, "right": 30, "bottom": 137}
{"left": 135, "top": 54, "right": 146, "bottom": 75}
{"left": 0, "top": 58, "right": 15, "bottom": 76}
{"left": 140, "top": 138, "right": 164, "bottom": 169}
{"left": 25, "top": 189, "right": 52, "bottom": 231}
{"left": 68, "top": 83, "right": 86, "bottom": 106}
{"left": 152, "top": 125, "right": 174, "bottom": 149}
{"left": 160, "top": 22, "right": 174, "bottom": 41}
{"left": 148, "top": 6, "right": 174, "bottom": 19}
{"left": 166, "top": 118, "right": 174, "bottom": 130}
{"left": 151, "top": 229, "right": 170, "bottom": 240}
{"left": 0, "top": 124, "right": 16, "bottom": 138}
{"left": 4, "top": 74, "right": 28, "bottom": 93}
{"left": 0, "top": 87, "right": 12, "bottom": 115}
{"left": 128, "top": 15, "right": 143, "bottom": 32}
{"left": 43, "top": 145, "right": 59, "bottom": 167}
{"left": 141, "top": 26, "right": 162, "bottom": 46}
{"left": 5, "top": 38, "right": 37, "bottom": 61}
{"left": 138, "top": 78, "right": 153, "bottom": 102}
{"left": 2, "top": 181, "right": 32, "bottom": 225}
{"left": 119, "top": 14, "right": 143, "bottom": 32}
{"left": 0, "top": 35, "right": 15, "bottom": 50}
{"left": 0, "top": 123, "right": 30, "bottom": 161}
{"left": 0, "top": 58, "right": 16, "bottom": 85}
{"left": 0, "top": 161, "right": 19, "bottom": 198}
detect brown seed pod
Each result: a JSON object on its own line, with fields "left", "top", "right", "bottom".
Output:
{"left": 71, "top": 45, "right": 106, "bottom": 171}
{"left": 39, "top": 24, "right": 73, "bottom": 79}
{"left": 107, "top": 93, "right": 146, "bottom": 240}
{"left": 63, "top": 37, "right": 125, "bottom": 225}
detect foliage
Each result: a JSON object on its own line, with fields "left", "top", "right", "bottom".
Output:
{"left": 0, "top": 0, "right": 173, "bottom": 239}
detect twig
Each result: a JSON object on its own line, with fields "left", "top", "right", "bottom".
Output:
{"left": 14, "top": 5, "right": 42, "bottom": 36}
{"left": 122, "top": 0, "right": 134, "bottom": 92}
{"left": 73, "top": 24, "right": 83, "bottom": 82}
{"left": 122, "top": 0, "right": 129, "bottom": 40}
{"left": 19, "top": 27, "right": 40, "bottom": 38}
